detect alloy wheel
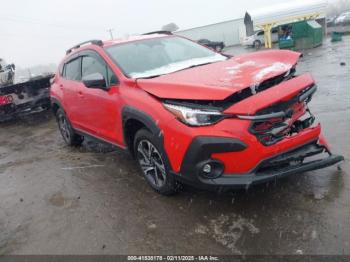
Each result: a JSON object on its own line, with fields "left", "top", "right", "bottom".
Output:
{"left": 58, "top": 114, "right": 71, "bottom": 142}
{"left": 137, "top": 139, "right": 167, "bottom": 188}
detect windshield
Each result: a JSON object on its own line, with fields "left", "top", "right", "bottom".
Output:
{"left": 105, "top": 36, "right": 227, "bottom": 78}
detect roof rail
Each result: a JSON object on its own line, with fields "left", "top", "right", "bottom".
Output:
{"left": 66, "top": 40, "right": 103, "bottom": 55}
{"left": 142, "top": 30, "right": 173, "bottom": 35}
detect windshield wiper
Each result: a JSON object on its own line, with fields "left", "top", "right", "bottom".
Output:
{"left": 136, "top": 74, "right": 164, "bottom": 79}
{"left": 186, "top": 62, "right": 213, "bottom": 69}
{"left": 168, "top": 61, "right": 214, "bottom": 74}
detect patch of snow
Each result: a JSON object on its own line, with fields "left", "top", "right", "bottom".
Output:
{"left": 208, "top": 214, "right": 259, "bottom": 254}
{"left": 250, "top": 62, "right": 291, "bottom": 94}
{"left": 253, "top": 62, "right": 291, "bottom": 82}
{"left": 195, "top": 224, "right": 209, "bottom": 234}
{"left": 296, "top": 249, "right": 303, "bottom": 255}
{"left": 225, "top": 61, "right": 256, "bottom": 76}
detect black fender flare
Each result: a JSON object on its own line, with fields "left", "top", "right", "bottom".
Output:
{"left": 122, "top": 105, "right": 163, "bottom": 146}
{"left": 50, "top": 97, "right": 63, "bottom": 114}
{"left": 122, "top": 106, "right": 174, "bottom": 170}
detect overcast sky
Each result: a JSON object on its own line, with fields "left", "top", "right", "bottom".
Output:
{"left": 1, "top": 0, "right": 328, "bottom": 67}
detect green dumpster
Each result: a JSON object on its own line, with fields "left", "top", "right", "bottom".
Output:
{"left": 279, "top": 20, "right": 323, "bottom": 50}
{"left": 279, "top": 39, "right": 295, "bottom": 49}
{"left": 331, "top": 32, "right": 343, "bottom": 42}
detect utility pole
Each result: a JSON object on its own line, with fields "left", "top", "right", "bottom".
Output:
{"left": 107, "top": 28, "right": 115, "bottom": 40}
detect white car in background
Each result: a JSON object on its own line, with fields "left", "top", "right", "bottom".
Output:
{"left": 242, "top": 28, "right": 279, "bottom": 48}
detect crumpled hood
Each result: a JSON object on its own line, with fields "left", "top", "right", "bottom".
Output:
{"left": 136, "top": 50, "right": 301, "bottom": 100}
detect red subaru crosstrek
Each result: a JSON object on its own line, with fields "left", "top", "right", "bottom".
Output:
{"left": 51, "top": 32, "right": 344, "bottom": 195}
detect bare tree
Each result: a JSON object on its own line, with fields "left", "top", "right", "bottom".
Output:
{"left": 327, "top": 0, "right": 350, "bottom": 16}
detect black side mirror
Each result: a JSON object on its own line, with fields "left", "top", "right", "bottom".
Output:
{"left": 82, "top": 72, "right": 107, "bottom": 89}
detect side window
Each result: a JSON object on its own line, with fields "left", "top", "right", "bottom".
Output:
{"left": 64, "top": 58, "right": 81, "bottom": 81}
{"left": 82, "top": 55, "right": 118, "bottom": 86}
{"left": 257, "top": 31, "right": 264, "bottom": 36}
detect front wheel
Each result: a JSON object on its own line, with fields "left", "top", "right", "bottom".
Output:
{"left": 253, "top": 40, "right": 262, "bottom": 49}
{"left": 134, "top": 129, "right": 178, "bottom": 195}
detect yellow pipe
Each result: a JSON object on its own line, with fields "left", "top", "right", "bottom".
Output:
{"left": 256, "top": 12, "right": 322, "bottom": 28}
{"left": 261, "top": 24, "right": 273, "bottom": 48}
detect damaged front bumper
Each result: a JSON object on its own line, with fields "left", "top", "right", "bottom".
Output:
{"left": 172, "top": 139, "right": 344, "bottom": 189}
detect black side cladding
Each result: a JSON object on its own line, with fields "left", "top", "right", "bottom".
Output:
{"left": 180, "top": 136, "right": 247, "bottom": 181}
{"left": 122, "top": 106, "right": 163, "bottom": 155}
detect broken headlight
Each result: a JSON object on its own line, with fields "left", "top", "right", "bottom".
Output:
{"left": 163, "top": 103, "right": 227, "bottom": 126}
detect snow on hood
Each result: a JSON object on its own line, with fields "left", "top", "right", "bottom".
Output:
{"left": 136, "top": 50, "right": 301, "bottom": 100}
{"left": 250, "top": 62, "right": 291, "bottom": 94}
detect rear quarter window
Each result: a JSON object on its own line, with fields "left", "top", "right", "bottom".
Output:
{"left": 64, "top": 58, "right": 81, "bottom": 81}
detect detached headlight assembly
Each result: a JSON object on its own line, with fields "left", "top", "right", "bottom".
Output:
{"left": 163, "top": 103, "right": 227, "bottom": 126}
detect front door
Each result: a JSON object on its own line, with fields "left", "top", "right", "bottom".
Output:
{"left": 78, "top": 52, "right": 121, "bottom": 143}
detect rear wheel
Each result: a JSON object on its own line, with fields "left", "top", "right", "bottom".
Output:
{"left": 56, "top": 108, "right": 83, "bottom": 146}
{"left": 134, "top": 129, "right": 178, "bottom": 195}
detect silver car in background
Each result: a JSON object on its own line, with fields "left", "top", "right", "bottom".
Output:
{"left": 242, "top": 28, "right": 279, "bottom": 48}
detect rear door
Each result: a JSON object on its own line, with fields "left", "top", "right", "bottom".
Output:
{"left": 60, "top": 56, "right": 86, "bottom": 128}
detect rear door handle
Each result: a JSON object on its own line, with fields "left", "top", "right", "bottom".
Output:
{"left": 78, "top": 91, "right": 84, "bottom": 98}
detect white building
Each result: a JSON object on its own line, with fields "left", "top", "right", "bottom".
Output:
{"left": 176, "top": 18, "right": 245, "bottom": 47}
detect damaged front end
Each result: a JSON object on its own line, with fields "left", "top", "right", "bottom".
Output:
{"left": 161, "top": 73, "right": 343, "bottom": 188}
{"left": 241, "top": 85, "right": 317, "bottom": 146}
{"left": 198, "top": 140, "right": 344, "bottom": 188}
{"left": 0, "top": 75, "right": 54, "bottom": 121}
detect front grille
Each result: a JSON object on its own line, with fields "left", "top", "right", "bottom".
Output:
{"left": 249, "top": 88, "right": 316, "bottom": 146}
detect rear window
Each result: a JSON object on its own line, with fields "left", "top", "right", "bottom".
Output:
{"left": 64, "top": 58, "right": 81, "bottom": 81}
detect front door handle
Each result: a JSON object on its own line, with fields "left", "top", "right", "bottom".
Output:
{"left": 78, "top": 91, "right": 84, "bottom": 98}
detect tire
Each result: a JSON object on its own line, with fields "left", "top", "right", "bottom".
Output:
{"left": 133, "top": 128, "right": 178, "bottom": 195}
{"left": 56, "top": 108, "right": 83, "bottom": 146}
{"left": 253, "top": 40, "right": 262, "bottom": 49}
{"left": 215, "top": 45, "right": 223, "bottom": 52}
